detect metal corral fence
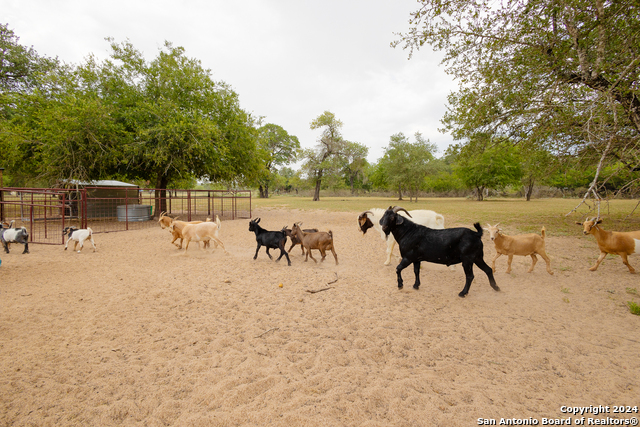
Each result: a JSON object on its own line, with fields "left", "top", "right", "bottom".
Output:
{"left": 0, "top": 187, "right": 251, "bottom": 245}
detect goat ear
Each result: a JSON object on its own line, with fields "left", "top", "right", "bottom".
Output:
{"left": 575, "top": 222, "right": 583, "bottom": 225}
{"left": 596, "top": 219, "right": 603, "bottom": 224}
{"left": 396, "top": 215, "right": 404, "bottom": 225}
{"left": 256, "top": 218, "right": 261, "bottom": 224}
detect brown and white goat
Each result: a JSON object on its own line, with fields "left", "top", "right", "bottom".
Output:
{"left": 576, "top": 218, "right": 640, "bottom": 273}
{"left": 170, "top": 216, "right": 226, "bottom": 256}
{"left": 291, "top": 222, "right": 338, "bottom": 265}
{"left": 485, "top": 224, "right": 553, "bottom": 275}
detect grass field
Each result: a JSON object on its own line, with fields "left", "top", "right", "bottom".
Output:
{"left": 252, "top": 195, "right": 640, "bottom": 235}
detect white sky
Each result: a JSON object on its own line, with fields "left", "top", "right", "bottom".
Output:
{"left": 3, "top": 0, "right": 458, "bottom": 164}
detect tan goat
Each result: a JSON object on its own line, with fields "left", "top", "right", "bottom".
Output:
{"left": 291, "top": 222, "right": 338, "bottom": 265}
{"left": 159, "top": 212, "right": 212, "bottom": 249}
{"left": 576, "top": 218, "right": 640, "bottom": 273}
{"left": 485, "top": 224, "right": 553, "bottom": 275}
{"left": 170, "top": 216, "right": 227, "bottom": 256}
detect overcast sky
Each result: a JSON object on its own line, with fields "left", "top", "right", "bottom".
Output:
{"left": 4, "top": 0, "right": 458, "bottom": 164}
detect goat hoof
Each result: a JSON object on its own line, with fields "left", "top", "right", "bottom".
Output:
{"left": 413, "top": 285, "right": 420, "bottom": 290}
{"left": 458, "top": 292, "right": 467, "bottom": 298}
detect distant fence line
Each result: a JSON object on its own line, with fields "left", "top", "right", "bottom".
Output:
{"left": 0, "top": 187, "right": 251, "bottom": 245}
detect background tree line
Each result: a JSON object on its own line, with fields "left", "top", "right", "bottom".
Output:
{"left": 3, "top": 0, "right": 640, "bottom": 206}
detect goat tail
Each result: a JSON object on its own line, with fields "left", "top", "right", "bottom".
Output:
{"left": 541, "top": 226, "right": 546, "bottom": 239}
{"left": 215, "top": 215, "right": 221, "bottom": 230}
{"left": 87, "top": 227, "right": 93, "bottom": 235}
{"left": 328, "top": 230, "right": 333, "bottom": 240}
{"left": 473, "top": 222, "right": 483, "bottom": 237}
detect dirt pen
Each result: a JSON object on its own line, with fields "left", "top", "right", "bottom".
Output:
{"left": 1, "top": 206, "right": 639, "bottom": 426}
{"left": 0, "top": 187, "right": 251, "bottom": 245}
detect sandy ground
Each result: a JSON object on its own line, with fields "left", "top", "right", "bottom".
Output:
{"left": 1, "top": 207, "right": 639, "bottom": 427}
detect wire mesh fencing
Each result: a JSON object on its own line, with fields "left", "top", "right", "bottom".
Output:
{"left": 0, "top": 187, "right": 251, "bottom": 245}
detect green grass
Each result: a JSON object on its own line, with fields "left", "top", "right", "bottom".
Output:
{"left": 252, "top": 195, "right": 640, "bottom": 235}
{"left": 627, "top": 301, "right": 640, "bottom": 316}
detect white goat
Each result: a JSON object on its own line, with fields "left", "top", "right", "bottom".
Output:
{"left": 171, "top": 215, "right": 227, "bottom": 256}
{"left": 357, "top": 208, "right": 446, "bottom": 265}
{"left": 63, "top": 226, "right": 96, "bottom": 253}
{"left": 485, "top": 224, "right": 553, "bottom": 275}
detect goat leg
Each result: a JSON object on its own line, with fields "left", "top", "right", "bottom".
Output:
{"left": 275, "top": 246, "right": 292, "bottom": 266}
{"left": 412, "top": 261, "right": 421, "bottom": 290}
{"left": 528, "top": 254, "right": 538, "bottom": 273}
{"left": 589, "top": 252, "right": 607, "bottom": 271}
{"left": 2, "top": 241, "right": 9, "bottom": 253}
{"left": 253, "top": 244, "right": 262, "bottom": 260}
{"left": 620, "top": 253, "right": 636, "bottom": 274}
{"left": 491, "top": 252, "right": 502, "bottom": 273}
{"left": 395, "top": 258, "right": 412, "bottom": 289}
{"left": 459, "top": 261, "right": 475, "bottom": 297}
{"left": 265, "top": 247, "right": 274, "bottom": 260}
{"left": 475, "top": 258, "right": 500, "bottom": 292}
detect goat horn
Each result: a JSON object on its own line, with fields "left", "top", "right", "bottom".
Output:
{"left": 392, "top": 206, "right": 412, "bottom": 217}
{"left": 360, "top": 210, "right": 374, "bottom": 217}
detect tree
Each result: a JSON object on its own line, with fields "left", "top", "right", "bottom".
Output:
{"left": 256, "top": 123, "right": 300, "bottom": 198}
{"left": 341, "top": 141, "right": 369, "bottom": 194}
{"left": 303, "top": 111, "right": 347, "bottom": 201}
{"left": 394, "top": 0, "right": 640, "bottom": 205}
{"left": 379, "top": 132, "right": 438, "bottom": 201}
{"left": 85, "top": 40, "right": 260, "bottom": 214}
{"left": 451, "top": 139, "right": 523, "bottom": 201}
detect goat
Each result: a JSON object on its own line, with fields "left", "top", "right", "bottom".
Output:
{"left": 248, "top": 218, "right": 291, "bottom": 266}
{"left": 576, "top": 218, "right": 640, "bottom": 273}
{"left": 485, "top": 224, "right": 553, "bottom": 275}
{"left": 63, "top": 226, "right": 96, "bottom": 253}
{"left": 283, "top": 226, "right": 319, "bottom": 254}
{"left": 379, "top": 206, "right": 499, "bottom": 297}
{"left": 164, "top": 217, "right": 213, "bottom": 249}
{"left": 291, "top": 222, "right": 338, "bottom": 265}
{"left": 174, "top": 216, "right": 226, "bottom": 255}
{"left": 358, "top": 208, "right": 445, "bottom": 265}
{"left": 157, "top": 211, "right": 178, "bottom": 229}
{"left": 0, "top": 220, "right": 29, "bottom": 254}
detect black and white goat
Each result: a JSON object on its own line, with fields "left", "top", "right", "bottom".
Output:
{"left": 248, "top": 218, "right": 291, "bottom": 266}
{"left": 379, "top": 206, "right": 499, "bottom": 297}
{"left": 0, "top": 220, "right": 29, "bottom": 254}
{"left": 63, "top": 226, "right": 97, "bottom": 253}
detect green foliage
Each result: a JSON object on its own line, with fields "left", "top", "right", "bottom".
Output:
{"left": 303, "top": 111, "right": 348, "bottom": 201}
{"left": 0, "top": 29, "right": 260, "bottom": 193}
{"left": 378, "top": 132, "right": 438, "bottom": 201}
{"left": 395, "top": 0, "right": 640, "bottom": 200}
{"left": 627, "top": 301, "right": 640, "bottom": 316}
{"left": 255, "top": 123, "right": 300, "bottom": 198}
{"left": 451, "top": 139, "right": 523, "bottom": 200}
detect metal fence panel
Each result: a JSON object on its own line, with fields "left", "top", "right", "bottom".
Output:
{"left": 0, "top": 187, "right": 251, "bottom": 244}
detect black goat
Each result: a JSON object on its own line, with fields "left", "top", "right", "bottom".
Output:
{"left": 0, "top": 220, "right": 29, "bottom": 254}
{"left": 248, "top": 218, "right": 291, "bottom": 266}
{"left": 283, "top": 226, "right": 318, "bottom": 254}
{"left": 379, "top": 206, "right": 499, "bottom": 297}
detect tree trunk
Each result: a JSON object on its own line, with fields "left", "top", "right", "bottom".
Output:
{"left": 313, "top": 170, "right": 323, "bottom": 201}
{"left": 524, "top": 180, "right": 534, "bottom": 201}
{"left": 350, "top": 175, "right": 355, "bottom": 195}
{"left": 476, "top": 186, "right": 484, "bottom": 201}
{"left": 397, "top": 185, "right": 403, "bottom": 201}
{"left": 313, "top": 179, "right": 321, "bottom": 201}
{"left": 258, "top": 185, "right": 269, "bottom": 198}
{"left": 154, "top": 175, "right": 169, "bottom": 218}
